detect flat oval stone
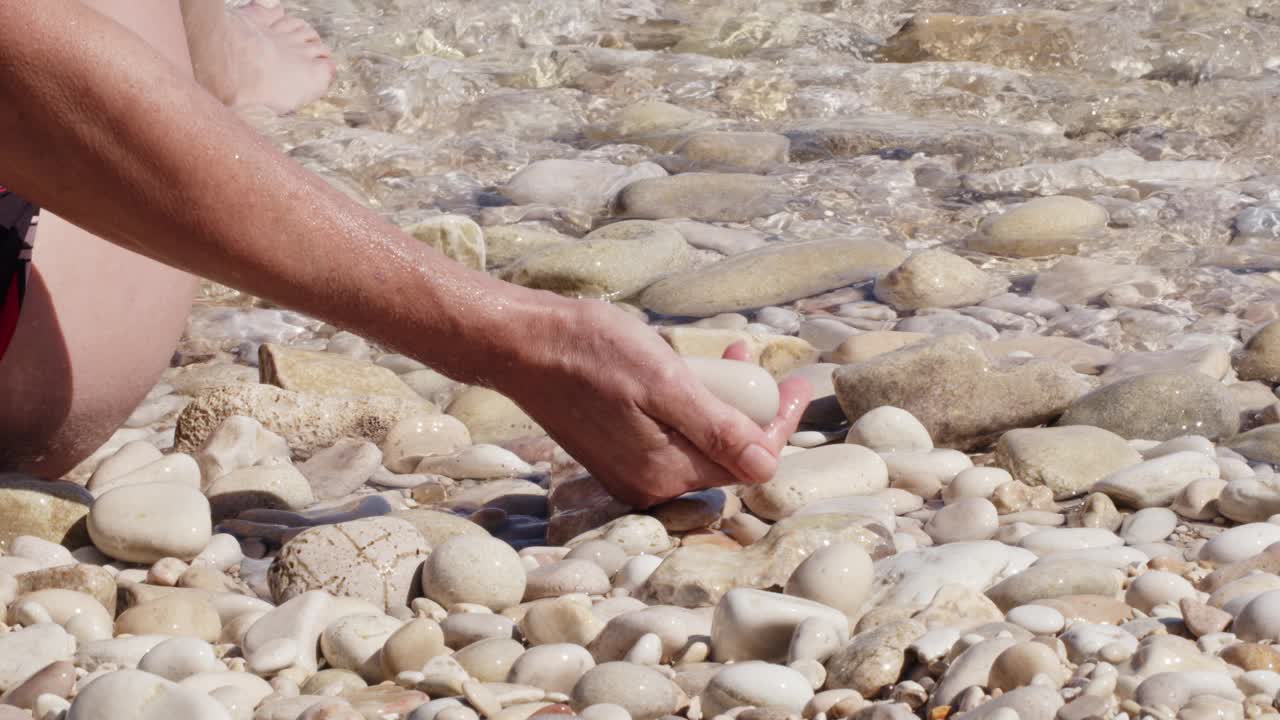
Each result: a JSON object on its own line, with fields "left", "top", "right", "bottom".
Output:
{"left": 1004, "top": 605, "right": 1064, "bottom": 636}
{"left": 699, "top": 662, "right": 814, "bottom": 717}
{"left": 137, "top": 638, "right": 221, "bottom": 682}
{"left": 87, "top": 483, "right": 211, "bottom": 563}
{"left": 741, "top": 445, "right": 889, "bottom": 521}
{"left": 1017, "top": 528, "right": 1122, "bottom": 556}
{"left": 205, "top": 465, "right": 315, "bottom": 522}
{"left": 986, "top": 562, "right": 1121, "bottom": 612}
{"left": 685, "top": 358, "right": 780, "bottom": 426}
{"left": 422, "top": 536, "right": 526, "bottom": 611}
{"left": 0, "top": 660, "right": 74, "bottom": 709}
{"left": 501, "top": 221, "right": 690, "bottom": 300}
{"left": 973, "top": 196, "right": 1108, "bottom": 258}
{"left": 569, "top": 663, "right": 680, "bottom": 720}
{"left": 1094, "top": 452, "right": 1222, "bottom": 509}
{"left": 381, "top": 618, "right": 447, "bottom": 677}
{"left": 640, "top": 237, "right": 906, "bottom": 317}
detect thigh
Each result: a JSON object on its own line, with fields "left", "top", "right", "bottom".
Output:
{"left": 0, "top": 213, "right": 197, "bottom": 476}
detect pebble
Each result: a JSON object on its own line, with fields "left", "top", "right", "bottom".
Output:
{"left": 845, "top": 407, "right": 932, "bottom": 453}
{"left": 923, "top": 498, "right": 998, "bottom": 544}
{"left": 66, "top": 669, "right": 232, "bottom": 720}
{"left": 298, "top": 438, "right": 383, "bottom": 500}
{"left": 1058, "top": 371, "right": 1239, "bottom": 442}
{"left": 269, "top": 517, "right": 430, "bottom": 610}
{"left": 205, "top": 464, "right": 315, "bottom": 521}
{"left": 617, "top": 174, "right": 789, "bottom": 223}
{"left": 640, "top": 237, "right": 905, "bottom": 317}
{"left": 972, "top": 196, "right": 1109, "bottom": 258}
{"left": 114, "top": 592, "right": 222, "bottom": 643}
{"left": 1236, "top": 319, "right": 1280, "bottom": 383}
{"left": 0, "top": 477, "right": 90, "bottom": 554}
{"left": 712, "top": 588, "right": 849, "bottom": 663}
{"left": 699, "top": 662, "right": 814, "bottom": 717}
{"left": 986, "top": 561, "right": 1120, "bottom": 611}
{"left": 87, "top": 482, "right": 212, "bottom": 564}
{"left": 1199, "top": 522, "right": 1280, "bottom": 564}
{"left": 319, "top": 613, "right": 401, "bottom": 681}
{"left": 1233, "top": 590, "right": 1280, "bottom": 642}
{"left": 873, "top": 250, "right": 1006, "bottom": 311}
{"left": 1005, "top": 604, "right": 1065, "bottom": 636}
{"left": 1119, "top": 507, "right": 1177, "bottom": 544}
{"left": 508, "top": 644, "right": 596, "bottom": 694}
{"left": 988, "top": 641, "right": 1069, "bottom": 690}
{"left": 137, "top": 638, "right": 221, "bottom": 682}
{"left": 1093, "top": 451, "right": 1221, "bottom": 508}
{"left": 569, "top": 663, "right": 681, "bottom": 720}
{"left": 423, "top": 535, "right": 528, "bottom": 611}
{"left": 995, "top": 426, "right": 1140, "bottom": 500}
{"left": 834, "top": 335, "right": 1088, "bottom": 451}
{"left": 502, "top": 221, "right": 690, "bottom": 301}
{"left": 1124, "top": 570, "right": 1196, "bottom": 613}
{"left": 784, "top": 542, "right": 874, "bottom": 618}
{"left": 741, "top": 445, "right": 889, "bottom": 521}
{"left": 943, "top": 468, "right": 1011, "bottom": 504}
{"left": 0, "top": 660, "right": 75, "bottom": 709}
{"left": 882, "top": 449, "right": 971, "bottom": 499}
{"left": 685, "top": 358, "right": 780, "bottom": 426}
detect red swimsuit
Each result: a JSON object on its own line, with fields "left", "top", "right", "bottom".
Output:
{"left": 0, "top": 186, "right": 36, "bottom": 361}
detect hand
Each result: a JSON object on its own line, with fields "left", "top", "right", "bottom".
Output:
{"left": 491, "top": 297, "right": 811, "bottom": 507}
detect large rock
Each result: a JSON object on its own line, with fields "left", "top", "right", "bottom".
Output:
{"left": 638, "top": 514, "right": 893, "bottom": 608}
{"left": 269, "top": 517, "right": 430, "bottom": 610}
{"left": 741, "top": 445, "right": 889, "bottom": 520}
{"left": 641, "top": 237, "right": 906, "bottom": 316}
{"left": 1236, "top": 320, "right": 1280, "bottom": 383}
{"left": 259, "top": 344, "right": 421, "bottom": 402}
{"left": 1057, "top": 371, "right": 1238, "bottom": 442}
{"left": 0, "top": 475, "right": 92, "bottom": 552}
{"left": 174, "top": 384, "right": 434, "bottom": 459}
{"left": 616, "top": 174, "right": 789, "bottom": 223}
{"left": 834, "top": 335, "right": 1090, "bottom": 451}
{"left": 994, "top": 426, "right": 1141, "bottom": 500}
{"left": 824, "top": 620, "right": 925, "bottom": 697}
{"left": 501, "top": 159, "right": 665, "bottom": 215}
{"left": 500, "top": 221, "right": 690, "bottom": 300}
{"left": 971, "top": 196, "right": 1109, "bottom": 257}
{"left": 872, "top": 250, "right": 1007, "bottom": 311}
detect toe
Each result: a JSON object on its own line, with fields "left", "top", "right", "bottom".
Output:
{"left": 270, "top": 15, "right": 309, "bottom": 34}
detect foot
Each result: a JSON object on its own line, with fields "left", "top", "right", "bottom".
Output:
{"left": 183, "top": 0, "right": 335, "bottom": 114}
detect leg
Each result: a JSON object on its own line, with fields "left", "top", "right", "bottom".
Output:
{"left": 181, "top": 0, "right": 335, "bottom": 114}
{"left": 0, "top": 0, "right": 201, "bottom": 476}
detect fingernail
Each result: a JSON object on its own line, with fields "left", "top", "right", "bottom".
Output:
{"left": 737, "top": 444, "right": 776, "bottom": 485}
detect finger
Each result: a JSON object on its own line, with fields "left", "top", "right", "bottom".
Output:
{"left": 763, "top": 377, "right": 813, "bottom": 452}
{"left": 641, "top": 373, "right": 778, "bottom": 487}
{"left": 721, "top": 340, "right": 751, "bottom": 362}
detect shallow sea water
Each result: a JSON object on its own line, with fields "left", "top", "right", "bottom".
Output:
{"left": 193, "top": 0, "right": 1280, "bottom": 357}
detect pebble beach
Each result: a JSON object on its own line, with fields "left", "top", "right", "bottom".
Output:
{"left": 7, "top": 0, "right": 1280, "bottom": 719}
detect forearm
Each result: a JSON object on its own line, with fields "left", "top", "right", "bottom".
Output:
{"left": 0, "top": 0, "right": 558, "bottom": 384}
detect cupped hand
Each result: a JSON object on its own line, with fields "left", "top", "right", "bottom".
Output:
{"left": 493, "top": 298, "right": 811, "bottom": 508}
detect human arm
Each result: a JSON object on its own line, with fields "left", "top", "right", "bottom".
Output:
{"left": 0, "top": 0, "right": 808, "bottom": 506}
